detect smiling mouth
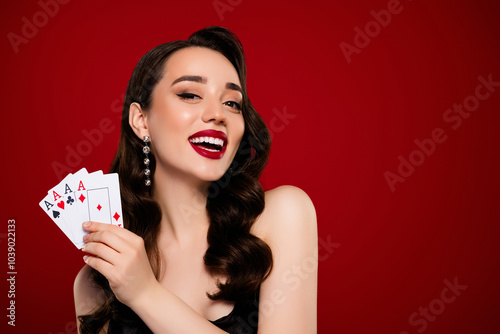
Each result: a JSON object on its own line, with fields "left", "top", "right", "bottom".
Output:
{"left": 188, "top": 136, "right": 225, "bottom": 152}
{"left": 188, "top": 130, "right": 228, "bottom": 159}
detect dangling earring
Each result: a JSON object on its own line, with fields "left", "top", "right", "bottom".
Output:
{"left": 143, "top": 136, "right": 151, "bottom": 186}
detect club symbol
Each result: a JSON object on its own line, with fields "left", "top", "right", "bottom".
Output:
{"left": 66, "top": 196, "right": 75, "bottom": 205}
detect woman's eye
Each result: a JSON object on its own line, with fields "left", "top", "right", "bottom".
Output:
{"left": 177, "top": 93, "right": 200, "bottom": 100}
{"left": 224, "top": 101, "right": 242, "bottom": 111}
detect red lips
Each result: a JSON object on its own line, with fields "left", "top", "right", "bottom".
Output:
{"left": 188, "top": 129, "right": 227, "bottom": 159}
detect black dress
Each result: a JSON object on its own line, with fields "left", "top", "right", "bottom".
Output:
{"left": 107, "top": 296, "right": 259, "bottom": 334}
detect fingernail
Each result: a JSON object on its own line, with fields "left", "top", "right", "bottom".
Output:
{"left": 83, "top": 255, "right": 89, "bottom": 262}
{"left": 81, "top": 244, "right": 86, "bottom": 251}
{"left": 83, "top": 221, "right": 91, "bottom": 228}
{"left": 83, "top": 234, "right": 89, "bottom": 242}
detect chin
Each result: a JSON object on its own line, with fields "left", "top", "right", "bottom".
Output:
{"left": 198, "top": 169, "right": 228, "bottom": 183}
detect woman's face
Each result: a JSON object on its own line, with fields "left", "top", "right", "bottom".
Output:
{"left": 145, "top": 47, "right": 245, "bottom": 183}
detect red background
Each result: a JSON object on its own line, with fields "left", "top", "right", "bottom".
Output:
{"left": 1, "top": 0, "right": 500, "bottom": 333}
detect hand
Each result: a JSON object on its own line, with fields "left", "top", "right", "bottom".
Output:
{"left": 81, "top": 221, "right": 158, "bottom": 308}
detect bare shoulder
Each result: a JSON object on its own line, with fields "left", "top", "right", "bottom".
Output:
{"left": 74, "top": 264, "right": 105, "bottom": 317}
{"left": 253, "top": 185, "right": 317, "bottom": 245}
{"left": 253, "top": 186, "right": 318, "bottom": 331}
{"left": 265, "top": 185, "right": 315, "bottom": 213}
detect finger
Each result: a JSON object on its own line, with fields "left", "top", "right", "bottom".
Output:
{"left": 82, "top": 221, "right": 143, "bottom": 247}
{"left": 82, "top": 221, "right": 136, "bottom": 240}
{"left": 82, "top": 242, "right": 120, "bottom": 265}
{"left": 84, "top": 229, "right": 127, "bottom": 253}
{"left": 82, "top": 221, "right": 119, "bottom": 232}
{"left": 83, "top": 254, "right": 115, "bottom": 279}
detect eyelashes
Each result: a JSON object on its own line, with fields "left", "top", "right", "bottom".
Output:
{"left": 223, "top": 101, "right": 242, "bottom": 111}
{"left": 176, "top": 93, "right": 200, "bottom": 100}
{"left": 176, "top": 93, "right": 242, "bottom": 112}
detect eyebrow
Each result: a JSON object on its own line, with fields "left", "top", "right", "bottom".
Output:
{"left": 171, "top": 75, "right": 207, "bottom": 86}
{"left": 171, "top": 75, "right": 242, "bottom": 94}
{"left": 226, "top": 82, "right": 242, "bottom": 94}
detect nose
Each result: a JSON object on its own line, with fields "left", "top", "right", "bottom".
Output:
{"left": 201, "top": 97, "right": 226, "bottom": 125}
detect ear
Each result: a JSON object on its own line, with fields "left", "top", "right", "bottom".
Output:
{"left": 129, "top": 102, "right": 150, "bottom": 140}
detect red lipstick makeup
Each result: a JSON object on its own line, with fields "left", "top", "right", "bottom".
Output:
{"left": 188, "top": 129, "right": 227, "bottom": 159}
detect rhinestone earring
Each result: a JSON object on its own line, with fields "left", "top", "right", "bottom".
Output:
{"left": 143, "top": 136, "right": 151, "bottom": 186}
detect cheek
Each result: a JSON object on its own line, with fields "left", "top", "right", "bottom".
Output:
{"left": 148, "top": 101, "right": 196, "bottom": 138}
{"left": 230, "top": 117, "right": 245, "bottom": 148}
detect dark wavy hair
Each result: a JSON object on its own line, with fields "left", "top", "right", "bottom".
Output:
{"left": 78, "top": 26, "right": 273, "bottom": 333}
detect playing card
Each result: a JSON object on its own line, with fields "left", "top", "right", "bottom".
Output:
{"left": 56, "top": 169, "right": 90, "bottom": 241}
{"left": 75, "top": 173, "right": 122, "bottom": 224}
{"left": 39, "top": 192, "right": 74, "bottom": 242}
{"left": 73, "top": 172, "right": 122, "bottom": 248}
{"left": 44, "top": 168, "right": 89, "bottom": 246}
{"left": 67, "top": 170, "right": 103, "bottom": 247}
{"left": 41, "top": 171, "right": 77, "bottom": 244}
{"left": 39, "top": 169, "right": 122, "bottom": 249}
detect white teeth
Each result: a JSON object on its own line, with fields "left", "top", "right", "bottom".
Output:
{"left": 189, "top": 136, "right": 226, "bottom": 148}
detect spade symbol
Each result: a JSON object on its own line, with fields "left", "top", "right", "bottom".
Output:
{"left": 52, "top": 210, "right": 60, "bottom": 219}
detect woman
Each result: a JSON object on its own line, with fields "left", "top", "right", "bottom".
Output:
{"left": 74, "top": 26, "right": 317, "bottom": 333}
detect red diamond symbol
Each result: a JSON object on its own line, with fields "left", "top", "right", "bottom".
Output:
{"left": 79, "top": 194, "right": 86, "bottom": 203}
{"left": 97, "top": 204, "right": 102, "bottom": 211}
{"left": 113, "top": 212, "right": 120, "bottom": 221}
